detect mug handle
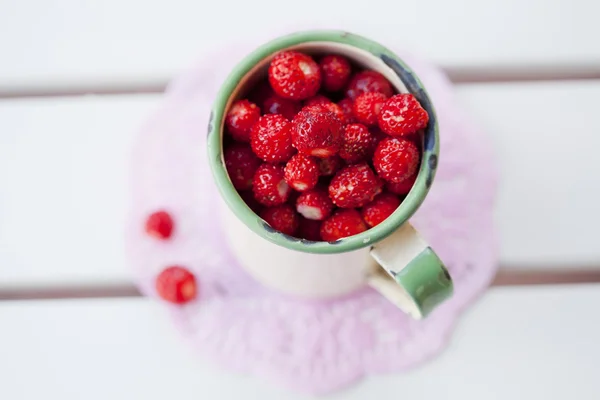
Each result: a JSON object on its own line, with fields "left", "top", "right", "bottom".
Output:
{"left": 367, "top": 222, "right": 453, "bottom": 319}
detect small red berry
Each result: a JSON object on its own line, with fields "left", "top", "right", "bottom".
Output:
{"left": 353, "top": 92, "right": 388, "bottom": 126}
{"left": 250, "top": 114, "right": 295, "bottom": 163}
{"left": 361, "top": 192, "right": 401, "bottom": 227}
{"left": 225, "top": 99, "right": 261, "bottom": 142}
{"left": 378, "top": 94, "right": 429, "bottom": 136}
{"left": 292, "top": 107, "right": 343, "bottom": 158}
{"left": 319, "top": 55, "right": 352, "bottom": 92}
{"left": 155, "top": 266, "right": 197, "bottom": 304}
{"left": 338, "top": 98, "right": 356, "bottom": 124}
{"left": 373, "top": 137, "right": 420, "bottom": 183}
{"left": 145, "top": 210, "right": 174, "bottom": 239}
{"left": 263, "top": 95, "right": 301, "bottom": 120}
{"left": 260, "top": 204, "right": 300, "bottom": 236}
{"left": 304, "top": 96, "right": 347, "bottom": 123}
{"left": 320, "top": 209, "right": 367, "bottom": 241}
{"left": 284, "top": 153, "right": 320, "bottom": 192}
{"left": 296, "top": 188, "right": 334, "bottom": 221}
{"left": 252, "top": 163, "right": 291, "bottom": 206}
{"left": 345, "top": 70, "right": 393, "bottom": 100}
{"left": 329, "top": 163, "right": 383, "bottom": 208}
{"left": 297, "top": 217, "right": 323, "bottom": 241}
{"left": 339, "top": 123, "right": 373, "bottom": 163}
{"left": 386, "top": 171, "right": 418, "bottom": 195}
{"left": 239, "top": 190, "right": 264, "bottom": 214}
{"left": 224, "top": 144, "right": 261, "bottom": 190}
{"left": 369, "top": 126, "right": 388, "bottom": 153}
{"left": 268, "top": 51, "right": 321, "bottom": 100}
{"left": 317, "top": 155, "right": 344, "bottom": 177}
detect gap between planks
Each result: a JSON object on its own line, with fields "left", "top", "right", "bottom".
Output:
{"left": 1, "top": 268, "right": 599, "bottom": 301}
{"left": 2, "top": 64, "right": 600, "bottom": 99}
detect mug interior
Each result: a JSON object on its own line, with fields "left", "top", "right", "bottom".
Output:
{"left": 208, "top": 31, "right": 439, "bottom": 255}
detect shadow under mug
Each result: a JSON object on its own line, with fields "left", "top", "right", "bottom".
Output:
{"left": 207, "top": 30, "right": 453, "bottom": 319}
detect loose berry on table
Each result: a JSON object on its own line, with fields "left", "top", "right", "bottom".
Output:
{"left": 155, "top": 266, "right": 197, "bottom": 304}
{"left": 145, "top": 210, "right": 174, "bottom": 239}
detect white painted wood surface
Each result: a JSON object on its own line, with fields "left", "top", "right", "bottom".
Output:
{"left": 0, "top": 0, "right": 599, "bottom": 92}
{"left": 0, "top": 285, "right": 598, "bottom": 399}
{"left": 1, "top": 81, "right": 599, "bottom": 287}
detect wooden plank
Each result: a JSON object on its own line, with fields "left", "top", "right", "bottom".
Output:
{"left": 0, "top": 285, "right": 598, "bottom": 399}
{"left": 1, "top": 80, "right": 599, "bottom": 288}
{"left": 1, "top": 0, "right": 599, "bottom": 92}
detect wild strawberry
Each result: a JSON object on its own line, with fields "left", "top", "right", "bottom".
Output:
{"left": 297, "top": 217, "right": 323, "bottom": 241}
{"left": 225, "top": 99, "right": 261, "bottom": 142}
{"left": 145, "top": 210, "right": 174, "bottom": 239}
{"left": 317, "top": 155, "right": 344, "bottom": 177}
{"left": 329, "top": 163, "right": 383, "bottom": 208}
{"left": 338, "top": 98, "right": 356, "bottom": 124}
{"left": 155, "top": 266, "right": 197, "bottom": 304}
{"left": 252, "top": 163, "right": 291, "bottom": 206}
{"left": 263, "top": 95, "right": 301, "bottom": 120}
{"left": 320, "top": 209, "right": 367, "bottom": 241}
{"left": 319, "top": 55, "right": 352, "bottom": 92}
{"left": 260, "top": 204, "right": 300, "bottom": 236}
{"left": 250, "top": 114, "right": 295, "bottom": 163}
{"left": 239, "top": 190, "right": 264, "bottom": 214}
{"left": 292, "top": 107, "right": 343, "bottom": 158}
{"left": 339, "top": 123, "right": 372, "bottom": 163}
{"left": 353, "top": 92, "right": 387, "bottom": 125}
{"left": 373, "top": 137, "right": 420, "bottom": 183}
{"left": 268, "top": 51, "right": 321, "bottom": 100}
{"left": 386, "top": 171, "right": 418, "bottom": 195}
{"left": 345, "top": 70, "right": 393, "bottom": 100}
{"left": 284, "top": 153, "right": 319, "bottom": 192}
{"left": 296, "top": 188, "right": 334, "bottom": 221}
{"left": 361, "top": 192, "right": 401, "bottom": 227}
{"left": 304, "top": 96, "right": 346, "bottom": 123}
{"left": 378, "top": 94, "right": 429, "bottom": 136}
{"left": 224, "top": 143, "right": 261, "bottom": 190}
{"left": 369, "top": 126, "right": 388, "bottom": 153}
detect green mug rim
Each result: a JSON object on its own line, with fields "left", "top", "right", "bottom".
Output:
{"left": 207, "top": 30, "right": 440, "bottom": 255}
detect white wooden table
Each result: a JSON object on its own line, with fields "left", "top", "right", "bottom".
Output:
{"left": 1, "top": 1, "right": 599, "bottom": 399}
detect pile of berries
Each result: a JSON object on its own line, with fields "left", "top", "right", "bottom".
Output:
{"left": 224, "top": 50, "right": 429, "bottom": 242}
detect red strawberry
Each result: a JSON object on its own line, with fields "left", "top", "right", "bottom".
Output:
{"left": 225, "top": 99, "right": 261, "bottom": 142}
{"left": 319, "top": 55, "right": 352, "bottom": 92}
{"left": 317, "top": 155, "right": 344, "bottom": 177}
{"left": 339, "top": 123, "right": 373, "bottom": 163}
{"left": 345, "top": 70, "right": 393, "bottom": 100}
{"left": 260, "top": 204, "right": 300, "bottom": 236}
{"left": 378, "top": 94, "right": 429, "bottom": 136}
{"left": 386, "top": 171, "right": 418, "bottom": 195}
{"left": 239, "top": 190, "right": 264, "bottom": 214}
{"left": 291, "top": 107, "right": 343, "bottom": 158}
{"left": 373, "top": 137, "right": 420, "bottom": 183}
{"left": 268, "top": 51, "right": 321, "bottom": 100}
{"left": 338, "top": 98, "right": 356, "bottom": 124}
{"left": 224, "top": 143, "right": 261, "bottom": 190}
{"left": 250, "top": 114, "right": 295, "bottom": 163}
{"left": 297, "top": 217, "right": 323, "bottom": 241}
{"left": 155, "top": 266, "right": 197, "bottom": 304}
{"left": 329, "top": 163, "right": 383, "bottom": 208}
{"left": 296, "top": 188, "right": 334, "bottom": 221}
{"left": 145, "top": 210, "right": 174, "bottom": 239}
{"left": 304, "top": 96, "right": 346, "bottom": 123}
{"left": 320, "top": 209, "right": 367, "bottom": 241}
{"left": 263, "top": 95, "right": 301, "bottom": 120}
{"left": 284, "top": 153, "right": 320, "bottom": 192}
{"left": 353, "top": 92, "right": 387, "bottom": 126}
{"left": 361, "top": 192, "right": 401, "bottom": 227}
{"left": 252, "top": 163, "right": 291, "bottom": 206}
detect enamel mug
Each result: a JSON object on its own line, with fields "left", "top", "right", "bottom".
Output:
{"left": 207, "top": 30, "right": 453, "bottom": 319}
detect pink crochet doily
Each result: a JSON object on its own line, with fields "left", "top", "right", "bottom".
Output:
{"left": 125, "top": 42, "right": 499, "bottom": 395}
